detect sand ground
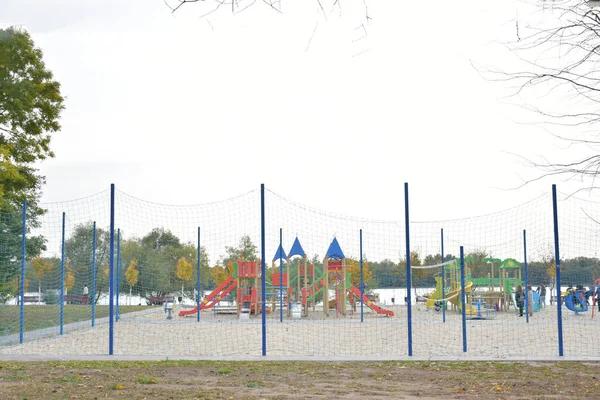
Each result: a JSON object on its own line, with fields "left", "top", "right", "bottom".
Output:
{"left": 1, "top": 302, "right": 599, "bottom": 359}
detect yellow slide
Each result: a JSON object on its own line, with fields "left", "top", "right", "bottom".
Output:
{"left": 425, "top": 277, "right": 443, "bottom": 309}
{"left": 445, "top": 281, "right": 478, "bottom": 315}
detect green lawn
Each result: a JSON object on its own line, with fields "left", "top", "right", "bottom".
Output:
{"left": 0, "top": 305, "right": 149, "bottom": 336}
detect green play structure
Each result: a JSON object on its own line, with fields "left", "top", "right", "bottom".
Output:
{"left": 425, "top": 257, "right": 523, "bottom": 313}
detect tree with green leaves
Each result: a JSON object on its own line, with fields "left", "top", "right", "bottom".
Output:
{"left": 63, "top": 222, "right": 111, "bottom": 304}
{"left": 120, "top": 228, "right": 212, "bottom": 299}
{"left": 0, "top": 27, "right": 64, "bottom": 298}
{"left": 222, "top": 235, "right": 258, "bottom": 264}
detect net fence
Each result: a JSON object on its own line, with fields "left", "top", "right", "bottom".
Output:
{"left": 1, "top": 185, "right": 599, "bottom": 358}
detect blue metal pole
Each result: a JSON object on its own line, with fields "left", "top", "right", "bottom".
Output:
{"left": 19, "top": 201, "right": 26, "bottom": 344}
{"left": 524, "top": 229, "right": 529, "bottom": 324}
{"left": 109, "top": 184, "right": 115, "bottom": 355}
{"left": 60, "top": 212, "right": 66, "bottom": 336}
{"left": 197, "top": 227, "right": 201, "bottom": 322}
{"left": 460, "top": 246, "right": 467, "bottom": 353}
{"left": 404, "top": 182, "right": 413, "bottom": 356}
{"left": 116, "top": 229, "right": 121, "bottom": 322}
{"left": 261, "top": 184, "right": 266, "bottom": 356}
{"left": 279, "top": 228, "right": 283, "bottom": 323}
{"left": 441, "top": 228, "right": 445, "bottom": 324}
{"left": 360, "top": 229, "right": 364, "bottom": 323}
{"left": 552, "top": 184, "right": 564, "bottom": 356}
{"left": 91, "top": 221, "right": 97, "bottom": 327}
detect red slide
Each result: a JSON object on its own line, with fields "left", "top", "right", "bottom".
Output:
{"left": 348, "top": 286, "right": 394, "bottom": 317}
{"left": 179, "top": 276, "right": 237, "bottom": 317}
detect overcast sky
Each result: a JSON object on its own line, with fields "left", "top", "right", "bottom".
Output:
{"left": 0, "top": 0, "right": 588, "bottom": 223}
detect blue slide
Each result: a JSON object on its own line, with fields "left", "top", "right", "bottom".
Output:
{"left": 564, "top": 290, "right": 589, "bottom": 314}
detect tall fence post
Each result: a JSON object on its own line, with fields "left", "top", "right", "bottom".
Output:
{"left": 109, "top": 184, "right": 115, "bottom": 355}
{"left": 460, "top": 246, "right": 467, "bottom": 353}
{"left": 441, "top": 228, "right": 445, "bottom": 324}
{"left": 261, "top": 184, "right": 266, "bottom": 356}
{"left": 60, "top": 212, "right": 66, "bottom": 335}
{"left": 19, "top": 201, "right": 26, "bottom": 344}
{"left": 116, "top": 228, "right": 121, "bottom": 322}
{"left": 524, "top": 229, "right": 529, "bottom": 324}
{"left": 279, "top": 228, "right": 283, "bottom": 323}
{"left": 197, "top": 227, "right": 201, "bottom": 322}
{"left": 92, "top": 221, "right": 97, "bottom": 327}
{"left": 552, "top": 184, "right": 564, "bottom": 356}
{"left": 404, "top": 182, "right": 412, "bottom": 356}
{"left": 360, "top": 228, "right": 364, "bottom": 323}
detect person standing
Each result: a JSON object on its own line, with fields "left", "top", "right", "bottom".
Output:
{"left": 83, "top": 284, "right": 89, "bottom": 305}
{"left": 527, "top": 285, "right": 534, "bottom": 317}
{"left": 539, "top": 284, "right": 546, "bottom": 309}
{"left": 515, "top": 286, "right": 524, "bottom": 317}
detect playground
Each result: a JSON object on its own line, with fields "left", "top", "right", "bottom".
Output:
{"left": 3, "top": 229, "right": 600, "bottom": 359}
{"left": 178, "top": 237, "right": 394, "bottom": 321}
{"left": 2, "top": 187, "right": 600, "bottom": 360}
{"left": 2, "top": 292, "right": 599, "bottom": 358}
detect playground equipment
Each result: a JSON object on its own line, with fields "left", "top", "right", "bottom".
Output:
{"left": 178, "top": 260, "right": 262, "bottom": 317}
{"left": 468, "top": 258, "right": 522, "bottom": 311}
{"left": 269, "top": 237, "right": 327, "bottom": 318}
{"left": 322, "top": 238, "right": 348, "bottom": 317}
{"left": 423, "top": 257, "right": 527, "bottom": 317}
{"left": 270, "top": 243, "right": 289, "bottom": 314}
{"left": 423, "top": 260, "right": 478, "bottom": 316}
{"left": 564, "top": 287, "right": 589, "bottom": 314}
{"left": 322, "top": 237, "right": 393, "bottom": 317}
{"left": 179, "top": 237, "right": 393, "bottom": 319}
{"left": 562, "top": 282, "right": 600, "bottom": 315}
{"left": 286, "top": 237, "right": 322, "bottom": 317}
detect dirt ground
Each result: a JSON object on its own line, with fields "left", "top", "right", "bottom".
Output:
{"left": 0, "top": 360, "right": 599, "bottom": 399}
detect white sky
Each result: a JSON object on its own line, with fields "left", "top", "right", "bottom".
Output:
{"left": 0, "top": 0, "right": 591, "bottom": 222}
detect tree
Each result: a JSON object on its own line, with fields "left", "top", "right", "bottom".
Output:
{"left": 64, "top": 262, "right": 75, "bottom": 295}
{"left": 222, "top": 235, "right": 258, "bottom": 264}
{"left": 466, "top": 250, "right": 489, "bottom": 279}
{"left": 489, "top": 1, "right": 600, "bottom": 187}
{"left": 119, "top": 228, "right": 212, "bottom": 298}
{"left": 410, "top": 251, "right": 425, "bottom": 294}
{"left": 29, "top": 257, "right": 53, "bottom": 304}
{"left": 64, "top": 222, "right": 111, "bottom": 304}
{"left": 163, "top": 0, "right": 372, "bottom": 30}
{"left": 141, "top": 227, "right": 181, "bottom": 250}
{"left": 0, "top": 27, "right": 64, "bottom": 296}
{"left": 370, "top": 259, "right": 402, "bottom": 289}
{"left": 125, "top": 259, "right": 139, "bottom": 305}
{"left": 345, "top": 258, "right": 373, "bottom": 288}
{"left": 176, "top": 257, "right": 193, "bottom": 301}
{"left": 210, "top": 264, "right": 229, "bottom": 287}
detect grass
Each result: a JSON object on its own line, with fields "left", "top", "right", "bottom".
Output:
{"left": 0, "top": 305, "right": 148, "bottom": 336}
{"left": 216, "top": 367, "right": 232, "bottom": 375}
{"left": 136, "top": 374, "right": 157, "bottom": 384}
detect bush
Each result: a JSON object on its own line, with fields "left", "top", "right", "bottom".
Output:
{"left": 43, "top": 290, "right": 59, "bottom": 305}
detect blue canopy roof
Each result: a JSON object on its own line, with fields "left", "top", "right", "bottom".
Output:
{"left": 288, "top": 237, "right": 306, "bottom": 258}
{"left": 326, "top": 237, "right": 345, "bottom": 260}
{"left": 272, "top": 243, "right": 287, "bottom": 262}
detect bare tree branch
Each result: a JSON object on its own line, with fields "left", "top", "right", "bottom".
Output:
{"left": 165, "top": 0, "right": 205, "bottom": 14}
